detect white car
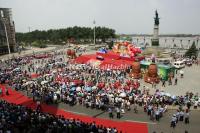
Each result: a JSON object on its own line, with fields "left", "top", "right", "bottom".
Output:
{"left": 173, "top": 61, "right": 185, "bottom": 69}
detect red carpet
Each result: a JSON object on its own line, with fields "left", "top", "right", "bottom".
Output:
{"left": 0, "top": 84, "right": 148, "bottom": 133}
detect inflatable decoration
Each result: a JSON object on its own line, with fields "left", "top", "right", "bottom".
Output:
{"left": 66, "top": 49, "right": 76, "bottom": 59}
{"left": 129, "top": 61, "right": 141, "bottom": 79}
{"left": 113, "top": 42, "right": 141, "bottom": 58}
{"left": 96, "top": 55, "right": 104, "bottom": 60}
{"left": 144, "top": 63, "right": 160, "bottom": 83}
{"left": 99, "top": 48, "right": 107, "bottom": 54}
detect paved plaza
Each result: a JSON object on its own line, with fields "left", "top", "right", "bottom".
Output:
{"left": 1, "top": 45, "right": 200, "bottom": 133}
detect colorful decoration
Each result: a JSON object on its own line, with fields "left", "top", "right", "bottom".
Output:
{"left": 67, "top": 49, "right": 76, "bottom": 59}
{"left": 144, "top": 63, "right": 160, "bottom": 83}
{"left": 113, "top": 42, "right": 141, "bottom": 58}
{"left": 130, "top": 61, "right": 141, "bottom": 79}
{"left": 99, "top": 48, "right": 107, "bottom": 53}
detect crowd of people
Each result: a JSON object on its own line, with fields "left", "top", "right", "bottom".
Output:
{"left": 0, "top": 49, "right": 199, "bottom": 132}
{"left": 0, "top": 100, "right": 118, "bottom": 133}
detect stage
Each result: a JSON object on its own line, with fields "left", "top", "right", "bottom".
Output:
{"left": 74, "top": 51, "right": 145, "bottom": 70}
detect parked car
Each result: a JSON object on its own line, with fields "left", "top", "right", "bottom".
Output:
{"left": 173, "top": 61, "right": 185, "bottom": 69}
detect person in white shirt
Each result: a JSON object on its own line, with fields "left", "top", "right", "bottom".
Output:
{"left": 176, "top": 110, "right": 180, "bottom": 123}
{"left": 155, "top": 109, "right": 160, "bottom": 121}
{"left": 185, "top": 111, "right": 190, "bottom": 124}
{"left": 171, "top": 114, "right": 177, "bottom": 128}
{"left": 179, "top": 110, "right": 184, "bottom": 121}
{"left": 194, "top": 100, "right": 198, "bottom": 109}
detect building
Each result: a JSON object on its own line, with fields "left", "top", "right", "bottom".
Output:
{"left": 0, "top": 8, "right": 16, "bottom": 54}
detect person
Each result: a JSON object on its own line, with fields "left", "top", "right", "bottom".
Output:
{"left": 194, "top": 100, "right": 198, "bottom": 109}
{"left": 116, "top": 107, "right": 121, "bottom": 119}
{"left": 155, "top": 109, "right": 160, "bottom": 121}
{"left": 180, "top": 70, "right": 184, "bottom": 78}
{"left": 5, "top": 87, "right": 9, "bottom": 95}
{"left": 185, "top": 110, "right": 190, "bottom": 124}
{"left": 174, "top": 77, "right": 178, "bottom": 85}
{"left": 108, "top": 107, "right": 113, "bottom": 119}
{"left": 175, "top": 110, "right": 180, "bottom": 123}
{"left": 179, "top": 110, "right": 184, "bottom": 121}
{"left": 168, "top": 78, "right": 172, "bottom": 85}
{"left": 133, "top": 103, "right": 138, "bottom": 113}
{"left": 0, "top": 87, "right": 2, "bottom": 96}
{"left": 186, "top": 101, "right": 191, "bottom": 110}
{"left": 126, "top": 100, "right": 131, "bottom": 111}
{"left": 36, "top": 100, "right": 42, "bottom": 111}
{"left": 162, "top": 80, "right": 165, "bottom": 87}
{"left": 171, "top": 114, "right": 177, "bottom": 128}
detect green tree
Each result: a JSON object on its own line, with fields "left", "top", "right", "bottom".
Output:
{"left": 185, "top": 41, "right": 198, "bottom": 59}
{"left": 15, "top": 26, "right": 116, "bottom": 45}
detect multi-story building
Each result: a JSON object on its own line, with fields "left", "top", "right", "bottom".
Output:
{"left": 0, "top": 8, "right": 16, "bottom": 54}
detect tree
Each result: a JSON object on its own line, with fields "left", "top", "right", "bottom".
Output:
{"left": 16, "top": 26, "right": 116, "bottom": 45}
{"left": 185, "top": 41, "right": 198, "bottom": 59}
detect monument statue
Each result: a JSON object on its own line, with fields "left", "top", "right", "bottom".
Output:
{"left": 152, "top": 10, "right": 160, "bottom": 46}
{"left": 154, "top": 10, "right": 159, "bottom": 25}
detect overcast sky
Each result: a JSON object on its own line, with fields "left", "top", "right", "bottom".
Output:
{"left": 1, "top": 0, "right": 200, "bottom": 34}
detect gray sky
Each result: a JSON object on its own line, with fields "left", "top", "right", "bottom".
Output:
{"left": 1, "top": 0, "right": 200, "bottom": 34}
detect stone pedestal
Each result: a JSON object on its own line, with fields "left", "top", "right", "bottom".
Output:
{"left": 152, "top": 24, "right": 159, "bottom": 46}
{"left": 152, "top": 39, "right": 159, "bottom": 46}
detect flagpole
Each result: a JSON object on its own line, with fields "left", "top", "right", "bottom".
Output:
{"left": 93, "top": 20, "right": 96, "bottom": 45}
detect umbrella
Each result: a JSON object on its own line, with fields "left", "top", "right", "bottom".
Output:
{"left": 109, "top": 94, "right": 114, "bottom": 98}
{"left": 155, "top": 91, "right": 161, "bottom": 96}
{"left": 41, "top": 80, "right": 48, "bottom": 85}
{"left": 101, "top": 93, "right": 106, "bottom": 96}
{"left": 77, "top": 92, "right": 84, "bottom": 97}
{"left": 165, "top": 93, "right": 171, "bottom": 97}
{"left": 76, "top": 86, "right": 81, "bottom": 92}
{"left": 92, "top": 86, "right": 97, "bottom": 90}
{"left": 62, "top": 84, "right": 67, "bottom": 89}
{"left": 25, "top": 81, "right": 34, "bottom": 85}
{"left": 56, "top": 90, "right": 61, "bottom": 95}
{"left": 70, "top": 87, "right": 76, "bottom": 91}
{"left": 74, "top": 80, "right": 82, "bottom": 85}
{"left": 12, "top": 68, "right": 21, "bottom": 72}
{"left": 87, "top": 81, "right": 93, "bottom": 86}
{"left": 85, "top": 87, "right": 92, "bottom": 92}
{"left": 160, "top": 92, "right": 165, "bottom": 96}
{"left": 171, "top": 95, "right": 177, "bottom": 99}
{"left": 119, "top": 92, "right": 126, "bottom": 98}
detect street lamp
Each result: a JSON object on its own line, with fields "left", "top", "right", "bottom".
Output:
{"left": 93, "top": 20, "right": 96, "bottom": 45}
{"left": 1, "top": 11, "right": 11, "bottom": 57}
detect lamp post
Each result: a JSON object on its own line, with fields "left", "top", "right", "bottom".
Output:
{"left": 93, "top": 20, "right": 96, "bottom": 45}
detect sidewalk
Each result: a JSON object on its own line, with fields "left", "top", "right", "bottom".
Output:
{"left": 167, "top": 105, "right": 200, "bottom": 111}
{"left": 0, "top": 46, "right": 57, "bottom": 60}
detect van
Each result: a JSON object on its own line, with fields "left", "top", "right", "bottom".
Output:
{"left": 157, "top": 59, "right": 171, "bottom": 65}
{"left": 173, "top": 61, "right": 185, "bottom": 69}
